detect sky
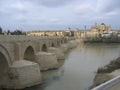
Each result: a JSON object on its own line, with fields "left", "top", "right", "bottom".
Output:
{"left": 0, "top": 0, "right": 120, "bottom": 31}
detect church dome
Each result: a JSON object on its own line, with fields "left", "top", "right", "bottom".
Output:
{"left": 101, "top": 23, "right": 105, "bottom": 25}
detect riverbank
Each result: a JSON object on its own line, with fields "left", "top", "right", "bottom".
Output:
{"left": 90, "top": 57, "right": 120, "bottom": 89}
{"left": 83, "top": 37, "right": 120, "bottom": 43}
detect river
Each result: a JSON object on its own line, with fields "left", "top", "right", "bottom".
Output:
{"left": 23, "top": 43, "right": 120, "bottom": 90}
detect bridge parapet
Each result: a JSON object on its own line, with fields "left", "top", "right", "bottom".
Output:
{"left": 0, "top": 35, "right": 66, "bottom": 42}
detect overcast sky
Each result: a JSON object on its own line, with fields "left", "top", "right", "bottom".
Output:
{"left": 0, "top": 0, "right": 120, "bottom": 31}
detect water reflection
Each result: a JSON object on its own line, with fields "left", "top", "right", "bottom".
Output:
{"left": 41, "top": 67, "right": 65, "bottom": 83}
{"left": 22, "top": 60, "right": 65, "bottom": 90}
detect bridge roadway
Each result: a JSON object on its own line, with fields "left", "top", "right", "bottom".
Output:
{"left": 0, "top": 35, "right": 76, "bottom": 89}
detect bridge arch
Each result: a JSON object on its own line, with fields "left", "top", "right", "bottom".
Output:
{"left": 57, "top": 39, "right": 61, "bottom": 46}
{"left": 0, "top": 52, "right": 9, "bottom": 86}
{"left": 23, "top": 46, "right": 35, "bottom": 61}
{"left": 62, "top": 37, "right": 67, "bottom": 43}
{"left": 61, "top": 40, "right": 64, "bottom": 44}
{"left": 42, "top": 44, "right": 47, "bottom": 52}
{"left": 0, "top": 44, "right": 11, "bottom": 86}
{"left": 51, "top": 42, "right": 55, "bottom": 47}
{"left": 0, "top": 44, "right": 12, "bottom": 66}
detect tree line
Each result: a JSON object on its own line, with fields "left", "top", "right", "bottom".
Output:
{"left": 0, "top": 27, "right": 26, "bottom": 35}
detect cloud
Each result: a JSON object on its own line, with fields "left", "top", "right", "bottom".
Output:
{"left": 0, "top": 0, "right": 120, "bottom": 30}
{"left": 93, "top": 0, "right": 120, "bottom": 21}
{"left": 105, "top": 11, "right": 118, "bottom": 16}
{"left": 35, "top": 0, "right": 75, "bottom": 7}
{"left": 96, "top": 0, "right": 120, "bottom": 13}
{"left": 93, "top": 11, "right": 118, "bottom": 22}
{"left": 9, "top": 1, "right": 25, "bottom": 11}
{"left": 73, "top": 4, "right": 93, "bottom": 15}
{"left": 50, "top": 18, "right": 60, "bottom": 23}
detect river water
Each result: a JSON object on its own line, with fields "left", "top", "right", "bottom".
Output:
{"left": 24, "top": 43, "right": 120, "bottom": 90}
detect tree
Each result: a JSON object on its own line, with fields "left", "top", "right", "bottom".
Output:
{"left": 12, "top": 30, "right": 23, "bottom": 35}
{"left": 7, "top": 30, "right": 11, "bottom": 35}
{"left": 0, "top": 27, "right": 3, "bottom": 34}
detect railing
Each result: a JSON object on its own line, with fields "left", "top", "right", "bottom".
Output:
{"left": 91, "top": 75, "right": 120, "bottom": 90}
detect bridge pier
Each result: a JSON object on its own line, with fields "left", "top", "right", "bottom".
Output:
{"left": 60, "top": 40, "right": 78, "bottom": 53}
{"left": 48, "top": 47, "right": 65, "bottom": 60}
{"left": 60, "top": 44, "right": 68, "bottom": 53}
{"left": 3, "top": 60, "right": 42, "bottom": 89}
{"left": 35, "top": 52, "right": 58, "bottom": 70}
{"left": 67, "top": 40, "right": 78, "bottom": 49}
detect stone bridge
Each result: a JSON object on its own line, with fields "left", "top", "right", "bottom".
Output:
{"left": 0, "top": 35, "right": 77, "bottom": 89}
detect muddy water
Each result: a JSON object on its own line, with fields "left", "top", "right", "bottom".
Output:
{"left": 24, "top": 43, "right": 120, "bottom": 90}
